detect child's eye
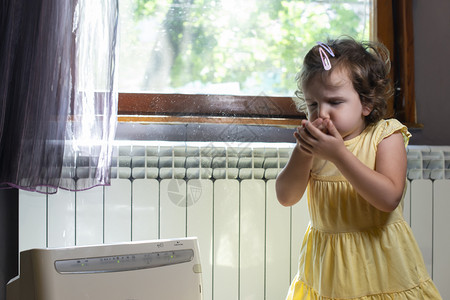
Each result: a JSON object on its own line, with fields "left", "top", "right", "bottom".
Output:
{"left": 307, "top": 102, "right": 317, "bottom": 108}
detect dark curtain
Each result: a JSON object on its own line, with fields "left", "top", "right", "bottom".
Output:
{"left": 0, "top": 0, "right": 118, "bottom": 193}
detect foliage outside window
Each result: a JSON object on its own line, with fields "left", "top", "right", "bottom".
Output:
{"left": 119, "top": 0, "right": 372, "bottom": 98}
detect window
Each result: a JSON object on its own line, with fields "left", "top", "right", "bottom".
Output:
{"left": 117, "top": 0, "right": 416, "bottom": 127}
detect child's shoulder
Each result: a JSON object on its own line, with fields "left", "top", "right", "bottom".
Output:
{"left": 370, "top": 119, "right": 411, "bottom": 147}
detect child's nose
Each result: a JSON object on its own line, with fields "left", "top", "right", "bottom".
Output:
{"left": 318, "top": 105, "right": 329, "bottom": 119}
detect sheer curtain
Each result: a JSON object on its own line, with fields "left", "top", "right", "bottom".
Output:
{"left": 0, "top": 0, "right": 118, "bottom": 193}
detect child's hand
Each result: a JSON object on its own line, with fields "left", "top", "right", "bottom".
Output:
{"left": 294, "top": 118, "right": 328, "bottom": 155}
{"left": 297, "top": 118, "right": 345, "bottom": 161}
{"left": 301, "top": 118, "right": 327, "bottom": 133}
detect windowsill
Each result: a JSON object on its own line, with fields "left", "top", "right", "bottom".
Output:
{"left": 117, "top": 115, "right": 302, "bottom": 128}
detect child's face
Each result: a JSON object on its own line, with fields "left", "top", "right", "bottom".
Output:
{"left": 302, "top": 67, "right": 372, "bottom": 141}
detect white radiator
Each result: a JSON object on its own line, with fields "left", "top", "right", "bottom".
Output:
{"left": 18, "top": 142, "right": 450, "bottom": 300}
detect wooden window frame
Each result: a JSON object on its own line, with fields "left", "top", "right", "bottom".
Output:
{"left": 376, "top": 0, "right": 417, "bottom": 127}
{"left": 118, "top": 93, "right": 301, "bottom": 126}
{"left": 118, "top": 0, "right": 417, "bottom": 127}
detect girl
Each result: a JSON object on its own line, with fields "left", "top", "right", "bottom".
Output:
{"left": 276, "top": 37, "right": 442, "bottom": 299}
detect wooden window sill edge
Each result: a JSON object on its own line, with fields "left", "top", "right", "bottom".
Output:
{"left": 117, "top": 115, "right": 303, "bottom": 128}
{"left": 117, "top": 115, "right": 422, "bottom": 129}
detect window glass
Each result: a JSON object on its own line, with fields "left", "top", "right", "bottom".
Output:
{"left": 118, "top": 0, "right": 372, "bottom": 96}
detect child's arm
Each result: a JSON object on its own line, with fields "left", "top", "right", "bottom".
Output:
{"left": 275, "top": 120, "right": 316, "bottom": 207}
{"left": 300, "top": 119, "right": 407, "bottom": 212}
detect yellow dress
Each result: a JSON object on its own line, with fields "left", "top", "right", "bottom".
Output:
{"left": 286, "top": 119, "right": 442, "bottom": 299}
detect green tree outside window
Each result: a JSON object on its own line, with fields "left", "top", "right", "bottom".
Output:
{"left": 119, "top": 0, "right": 371, "bottom": 96}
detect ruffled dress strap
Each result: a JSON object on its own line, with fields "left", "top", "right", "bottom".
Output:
{"left": 373, "top": 118, "right": 411, "bottom": 147}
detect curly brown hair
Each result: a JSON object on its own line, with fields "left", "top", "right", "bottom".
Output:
{"left": 294, "top": 37, "right": 393, "bottom": 125}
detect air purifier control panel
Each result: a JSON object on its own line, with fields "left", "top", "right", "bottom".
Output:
{"left": 54, "top": 248, "right": 194, "bottom": 274}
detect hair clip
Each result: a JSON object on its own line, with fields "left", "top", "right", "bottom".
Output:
{"left": 317, "top": 42, "right": 335, "bottom": 71}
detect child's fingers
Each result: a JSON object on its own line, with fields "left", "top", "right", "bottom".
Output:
{"left": 325, "top": 119, "right": 340, "bottom": 137}
{"left": 310, "top": 118, "right": 323, "bottom": 128}
{"left": 293, "top": 134, "right": 312, "bottom": 156}
{"left": 293, "top": 131, "right": 301, "bottom": 143}
{"left": 294, "top": 126, "right": 304, "bottom": 139}
{"left": 295, "top": 127, "right": 314, "bottom": 154}
{"left": 297, "top": 124, "right": 313, "bottom": 142}
{"left": 303, "top": 121, "right": 323, "bottom": 138}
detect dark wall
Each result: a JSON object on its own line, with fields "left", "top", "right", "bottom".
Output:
{"left": 0, "top": 189, "right": 18, "bottom": 300}
{"left": 410, "top": 0, "right": 450, "bottom": 145}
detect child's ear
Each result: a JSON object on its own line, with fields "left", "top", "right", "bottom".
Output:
{"left": 362, "top": 105, "right": 372, "bottom": 116}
